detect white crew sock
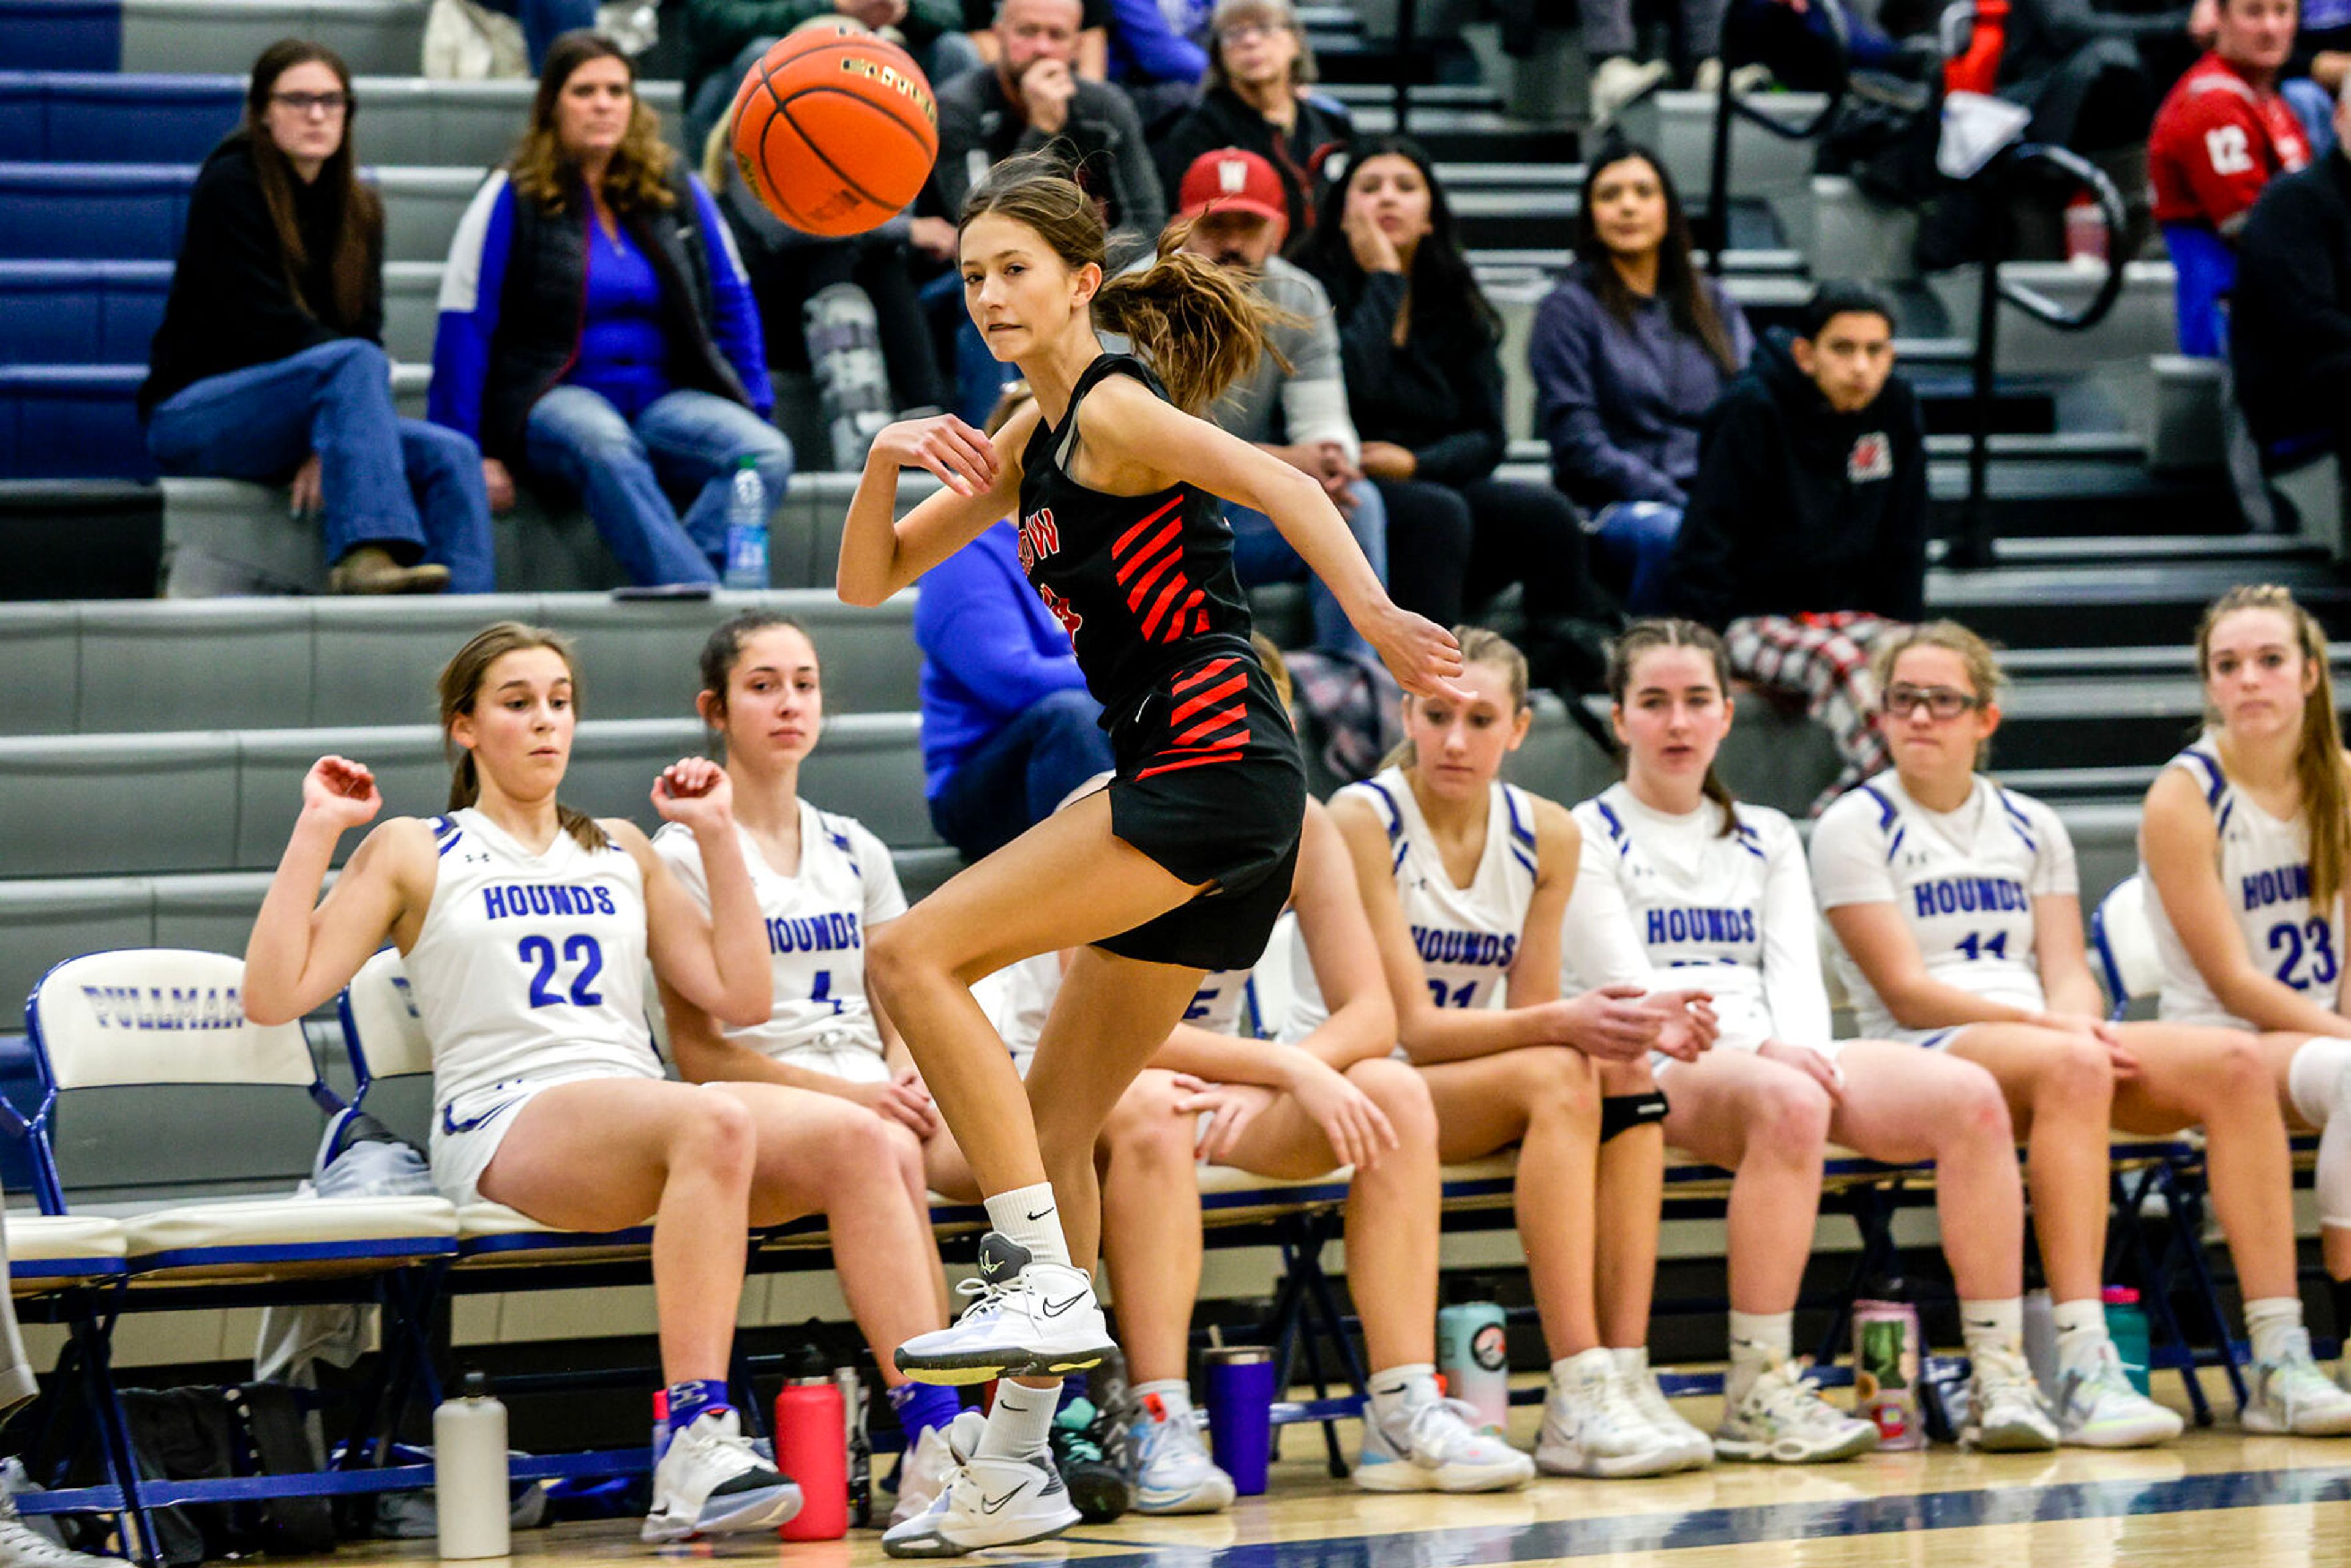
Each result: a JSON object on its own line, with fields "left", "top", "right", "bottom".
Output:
{"left": 976, "top": 1378, "right": 1057, "bottom": 1462}
{"left": 2246, "top": 1296, "right": 2307, "bottom": 1365}
{"left": 1727, "top": 1310, "right": 1793, "bottom": 1406}
{"left": 1960, "top": 1297, "right": 2025, "bottom": 1360}
{"left": 2052, "top": 1297, "right": 2112, "bottom": 1373}
{"left": 984, "top": 1182, "right": 1072, "bottom": 1268}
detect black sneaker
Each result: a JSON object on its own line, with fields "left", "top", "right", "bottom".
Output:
{"left": 1050, "top": 1397, "right": 1133, "bottom": 1522}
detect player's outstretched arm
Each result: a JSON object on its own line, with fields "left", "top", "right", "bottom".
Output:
{"left": 837, "top": 409, "right": 1034, "bottom": 606}
{"left": 244, "top": 756, "right": 427, "bottom": 1026}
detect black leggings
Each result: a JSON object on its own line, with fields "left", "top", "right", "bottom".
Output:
{"left": 1374, "top": 475, "right": 1608, "bottom": 628}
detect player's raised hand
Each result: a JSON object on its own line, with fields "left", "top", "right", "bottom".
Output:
{"left": 1365, "top": 604, "right": 1473, "bottom": 703}
{"left": 869, "top": 413, "right": 1000, "bottom": 497}
{"left": 652, "top": 757, "right": 734, "bottom": 832}
{"left": 302, "top": 755, "right": 383, "bottom": 832}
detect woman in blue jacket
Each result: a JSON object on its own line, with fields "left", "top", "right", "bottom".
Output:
{"left": 430, "top": 32, "right": 792, "bottom": 588}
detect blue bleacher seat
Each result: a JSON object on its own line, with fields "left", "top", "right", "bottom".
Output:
{"left": 0, "top": 260, "right": 169, "bottom": 364}
{"left": 0, "top": 73, "right": 239, "bottom": 163}
{"left": 0, "top": 162, "right": 192, "bottom": 260}
{"left": 0, "top": 365, "right": 151, "bottom": 480}
{"left": 0, "top": 0, "right": 121, "bottom": 72}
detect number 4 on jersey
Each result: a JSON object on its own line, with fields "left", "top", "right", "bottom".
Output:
{"left": 1954, "top": 931, "right": 2009, "bottom": 962}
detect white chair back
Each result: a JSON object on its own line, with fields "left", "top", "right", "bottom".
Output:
{"left": 339, "top": 948, "right": 434, "bottom": 1082}
{"left": 1245, "top": 912, "right": 1299, "bottom": 1040}
{"left": 27, "top": 950, "right": 313, "bottom": 1092}
{"left": 2094, "top": 874, "right": 2164, "bottom": 1011}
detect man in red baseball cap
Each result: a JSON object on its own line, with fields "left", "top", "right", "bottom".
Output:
{"left": 1175, "top": 144, "right": 1293, "bottom": 260}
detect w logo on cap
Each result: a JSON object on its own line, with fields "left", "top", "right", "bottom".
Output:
{"left": 1218, "top": 159, "right": 1250, "bottom": 193}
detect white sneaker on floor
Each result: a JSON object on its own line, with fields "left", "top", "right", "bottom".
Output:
{"left": 1590, "top": 54, "right": 1670, "bottom": 122}
{"left": 888, "top": 1424, "right": 959, "bottom": 1529}
{"left": 1965, "top": 1345, "right": 2060, "bottom": 1452}
{"left": 1618, "top": 1356, "right": 1716, "bottom": 1471}
{"left": 1355, "top": 1386, "right": 1535, "bottom": 1493}
{"left": 2245, "top": 1328, "right": 2351, "bottom": 1436}
{"left": 2054, "top": 1341, "right": 2184, "bottom": 1448}
{"left": 1713, "top": 1362, "right": 1879, "bottom": 1464}
{"left": 641, "top": 1408, "right": 803, "bottom": 1543}
{"left": 894, "top": 1232, "right": 1116, "bottom": 1385}
{"left": 1131, "top": 1400, "right": 1235, "bottom": 1514}
{"left": 882, "top": 1411, "right": 1081, "bottom": 1558}
{"left": 0, "top": 1499, "right": 112, "bottom": 1568}
{"left": 1535, "top": 1349, "right": 1681, "bottom": 1478}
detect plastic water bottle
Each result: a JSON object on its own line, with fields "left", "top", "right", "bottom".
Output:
{"left": 433, "top": 1370, "right": 511, "bottom": 1559}
{"left": 2103, "top": 1285, "right": 2153, "bottom": 1396}
{"left": 1435, "top": 1302, "right": 1510, "bottom": 1435}
{"left": 723, "top": 457, "right": 768, "bottom": 590}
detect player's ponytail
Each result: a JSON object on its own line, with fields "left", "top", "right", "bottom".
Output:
{"left": 1607, "top": 618, "right": 1739, "bottom": 837}
{"left": 1382, "top": 626, "right": 1529, "bottom": 773}
{"left": 959, "top": 155, "right": 1295, "bottom": 415}
{"left": 438, "top": 621, "right": 610, "bottom": 853}
{"left": 2197, "top": 584, "right": 2350, "bottom": 912}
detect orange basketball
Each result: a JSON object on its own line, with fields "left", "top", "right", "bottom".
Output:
{"left": 731, "top": 24, "right": 939, "bottom": 238}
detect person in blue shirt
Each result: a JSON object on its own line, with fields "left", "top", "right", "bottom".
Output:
{"left": 429, "top": 32, "right": 792, "bottom": 588}
{"left": 912, "top": 382, "right": 1116, "bottom": 861}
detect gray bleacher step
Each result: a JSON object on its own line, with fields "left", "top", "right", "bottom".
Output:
{"left": 1322, "top": 83, "right": 1502, "bottom": 110}
{"left": 1341, "top": 105, "right": 1575, "bottom": 162}
{"left": 1614, "top": 89, "right": 1828, "bottom": 206}
{"left": 1929, "top": 559, "right": 2351, "bottom": 648}
{"left": 0, "top": 711, "right": 934, "bottom": 880}
{"left": 0, "top": 590, "right": 921, "bottom": 737}
{"left": 123, "top": 0, "right": 430, "bottom": 76}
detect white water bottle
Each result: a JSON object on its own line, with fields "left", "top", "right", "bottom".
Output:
{"left": 435, "top": 1370, "right": 511, "bottom": 1559}
{"left": 722, "top": 457, "right": 769, "bottom": 590}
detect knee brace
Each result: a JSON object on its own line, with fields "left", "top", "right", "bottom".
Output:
{"left": 1600, "top": 1090, "right": 1669, "bottom": 1143}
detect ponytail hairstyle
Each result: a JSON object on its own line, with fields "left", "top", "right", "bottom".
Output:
{"left": 2196, "top": 583, "right": 2350, "bottom": 911}
{"left": 1869, "top": 618, "right": 2006, "bottom": 769}
{"left": 694, "top": 609, "right": 815, "bottom": 757}
{"left": 1250, "top": 631, "right": 1295, "bottom": 712}
{"left": 1382, "top": 625, "right": 1529, "bottom": 772}
{"left": 1606, "top": 617, "right": 1739, "bottom": 836}
{"left": 238, "top": 38, "right": 381, "bottom": 331}
{"left": 437, "top": 622, "right": 609, "bottom": 852}
{"left": 959, "top": 152, "right": 1297, "bottom": 415}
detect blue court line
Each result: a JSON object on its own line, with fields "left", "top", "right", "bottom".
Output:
{"left": 1067, "top": 1466, "right": 2351, "bottom": 1566}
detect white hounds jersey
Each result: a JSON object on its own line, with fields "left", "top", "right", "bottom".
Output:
{"left": 653, "top": 804, "right": 906, "bottom": 1082}
{"left": 1563, "top": 782, "right": 1830, "bottom": 1053}
{"left": 2143, "top": 737, "right": 2344, "bottom": 1028}
{"left": 1293, "top": 767, "right": 1537, "bottom": 1033}
{"left": 1810, "top": 771, "right": 2077, "bottom": 1042}
{"left": 402, "top": 809, "right": 660, "bottom": 1199}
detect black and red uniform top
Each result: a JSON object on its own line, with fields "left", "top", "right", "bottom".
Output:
{"left": 1016, "top": 354, "right": 1260, "bottom": 769}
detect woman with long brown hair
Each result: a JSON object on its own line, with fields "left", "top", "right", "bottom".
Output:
{"left": 429, "top": 32, "right": 790, "bottom": 588}
{"left": 141, "top": 39, "right": 492, "bottom": 594}
{"left": 242, "top": 622, "right": 804, "bottom": 1544}
{"left": 836, "top": 152, "right": 1460, "bottom": 1555}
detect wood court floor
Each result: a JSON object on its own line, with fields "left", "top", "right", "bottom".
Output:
{"left": 331, "top": 1375, "right": 2351, "bottom": 1568}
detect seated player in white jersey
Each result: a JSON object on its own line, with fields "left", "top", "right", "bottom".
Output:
{"left": 240, "top": 623, "right": 798, "bottom": 1545}
{"left": 1564, "top": 618, "right": 2057, "bottom": 1457}
{"left": 1815, "top": 618, "right": 2331, "bottom": 1441}
{"left": 648, "top": 610, "right": 970, "bottom": 1524}
{"left": 1324, "top": 628, "right": 1725, "bottom": 1482}
{"left": 1081, "top": 639, "right": 1531, "bottom": 1505}
{"left": 2139, "top": 583, "right": 2351, "bottom": 1427}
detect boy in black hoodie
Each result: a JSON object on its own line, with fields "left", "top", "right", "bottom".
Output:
{"left": 1664, "top": 281, "right": 1927, "bottom": 812}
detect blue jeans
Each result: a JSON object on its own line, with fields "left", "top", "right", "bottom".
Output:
{"left": 146, "top": 339, "right": 495, "bottom": 592}
{"left": 2162, "top": 220, "right": 2237, "bottom": 358}
{"left": 525, "top": 385, "right": 793, "bottom": 587}
{"left": 928, "top": 687, "right": 1114, "bottom": 861}
{"left": 2285, "top": 77, "right": 2338, "bottom": 156}
{"left": 1590, "top": 500, "right": 1682, "bottom": 615}
{"left": 476, "top": 0, "right": 598, "bottom": 68}
{"left": 1226, "top": 479, "right": 1386, "bottom": 656}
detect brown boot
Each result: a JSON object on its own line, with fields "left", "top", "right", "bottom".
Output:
{"left": 326, "top": 545, "right": 451, "bottom": 595}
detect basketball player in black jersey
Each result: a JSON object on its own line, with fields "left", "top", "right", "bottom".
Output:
{"left": 837, "top": 155, "right": 1466, "bottom": 1555}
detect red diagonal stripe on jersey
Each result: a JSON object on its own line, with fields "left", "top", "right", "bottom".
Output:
{"left": 1174, "top": 703, "right": 1248, "bottom": 746}
{"left": 1113, "top": 517, "right": 1183, "bottom": 585}
{"left": 1170, "top": 672, "right": 1248, "bottom": 727}
{"left": 1160, "top": 588, "right": 1205, "bottom": 642}
{"left": 1124, "top": 549, "right": 1178, "bottom": 611}
{"left": 1139, "top": 571, "right": 1191, "bottom": 640}
{"left": 1171, "top": 658, "right": 1237, "bottom": 694}
{"left": 1112, "top": 495, "right": 1185, "bottom": 556}
{"left": 1136, "top": 749, "right": 1247, "bottom": 781}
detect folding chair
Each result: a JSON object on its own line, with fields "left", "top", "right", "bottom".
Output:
{"left": 2091, "top": 874, "right": 2162, "bottom": 1024}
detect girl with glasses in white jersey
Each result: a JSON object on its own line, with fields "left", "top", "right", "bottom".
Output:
{"left": 1326, "top": 628, "right": 1723, "bottom": 1482}
{"left": 2140, "top": 583, "right": 2351, "bottom": 1430}
{"left": 1815, "top": 620, "right": 2313, "bottom": 1442}
{"left": 1565, "top": 618, "right": 2057, "bottom": 1459}
{"left": 652, "top": 610, "right": 972, "bottom": 1526}
{"left": 241, "top": 623, "right": 797, "bottom": 1546}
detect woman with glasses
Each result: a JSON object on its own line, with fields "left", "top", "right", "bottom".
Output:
{"left": 1153, "top": 0, "right": 1352, "bottom": 237}
{"left": 1814, "top": 618, "right": 2327, "bottom": 1440}
{"left": 140, "top": 39, "right": 494, "bottom": 593}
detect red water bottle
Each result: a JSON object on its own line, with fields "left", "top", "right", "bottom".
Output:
{"left": 1943, "top": 0, "right": 2008, "bottom": 96}
{"left": 776, "top": 1349, "right": 847, "bottom": 1540}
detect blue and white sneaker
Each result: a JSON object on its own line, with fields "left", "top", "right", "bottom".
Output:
{"left": 1131, "top": 1397, "right": 1236, "bottom": 1514}
{"left": 895, "top": 1234, "right": 1116, "bottom": 1386}
{"left": 1354, "top": 1383, "right": 1534, "bottom": 1493}
{"left": 640, "top": 1408, "right": 801, "bottom": 1542}
{"left": 2246, "top": 1327, "right": 2351, "bottom": 1435}
{"left": 882, "top": 1411, "right": 1081, "bottom": 1558}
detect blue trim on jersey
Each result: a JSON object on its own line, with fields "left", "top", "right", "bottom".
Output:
{"left": 1502, "top": 786, "right": 1535, "bottom": 850}
{"left": 1510, "top": 847, "right": 1537, "bottom": 877}
{"left": 1859, "top": 783, "right": 1900, "bottom": 830}
{"left": 2180, "top": 746, "right": 2227, "bottom": 808}
{"left": 1592, "top": 799, "right": 1630, "bottom": 855}
{"left": 1363, "top": 781, "right": 1406, "bottom": 843}
{"left": 441, "top": 1094, "right": 524, "bottom": 1136}
{"left": 432, "top": 815, "right": 457, "bottom": 838}
{"left": 437, "top": 831, "right": 463, "bottom": 858}
{"left": 1391, "top": 842, "right": 1409, "bottom": 874}
{"left": 819, "top": 814, "right": 863, "bottom": 875}
{"left": 1733, "top": 819, "right": 1766, "bottom": 860}
{"left": 1997, "top": 789, "right": 2039, "bottom": 853}
{"left": 1886, "top": 824, "right": 1908, "bottom": 863}
{"left": 2216, "top": 797, "right": 2237, "bottom": 834}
